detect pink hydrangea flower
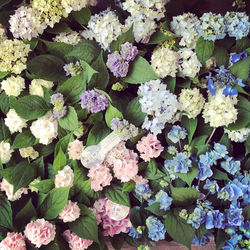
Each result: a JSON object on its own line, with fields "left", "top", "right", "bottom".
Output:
{"left": 63, "top": 230, "right": 93, "bottom": 250}
{"left": 87, "top": 164, "right": 112, "bottom": 191}
{"left": 136, "top": 133, "right": 164, "bottom": 161}
{"left": 59, "top": 200, "right": 80, "bottom": 223}
{"left": 24, "top": 219, "right": 55, "bottom": 248}
{"left": 132, "top": 175, "right": 149, "bottom": 185}
{"left": 113, "top": 158, "right": 138, "bottom": 182}
{"left": 92, "top": 197, "right": 132, "bottom": 237}
{"left": 0, "top": 232, "right": 26, "bottom": 250}
{"left": 68, "top": 139, "right": 84, "bottom": 160}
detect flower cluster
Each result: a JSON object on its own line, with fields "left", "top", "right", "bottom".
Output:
{"left": 138, "top": 79, "right": 178, "bottom": 135}
{"left": 63, "top": 61, "right": 83, "bottom": 76}
{"left": 107, "top": 42, "right": 138, "bottom": 77}
{"left": 80, "top": 90, "right": 108, "bottom": 113}
{"left": 92, "top": 197, "right": 131, "bottom": 236}
{"left": 50, "top": 93, "right": 67, "bottom": 119}
{"left": 53, "top": 31, "right": 82, "bottom": 45}
{"left": 29, "top": 79, "right": 54, "bottom": 97}
{"left": 146, "top": 216, "right": 166, "bottom": 241}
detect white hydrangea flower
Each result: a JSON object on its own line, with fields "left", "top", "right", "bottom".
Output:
{"left": 202, "top": 88, "right": 238, "bottom": 128}
{"left": 58, "top": 200, "right": 80, "bottom": 222}
{"left": 124, "top": 15, "right": 157, "bottom": 43}
{"left": 224, "top": 128, "right": 250, "bottom": 143}
{"left": 4, "top": 109, "right": 28, "bottom": 133}
{"left": 151, "top": 46, "right": 179, "bottom": 78}
{"left": 0, "top": 141, "right": 13, "bottom": 164}
{"left": 53, "top": 32, "right": 82, "bottom": 45}
{"left": 178, "top": 48, "right": 202, "bottom": 78}
{"left": 0, "top": 178, "right": 28, "bottom": 201}
{"left": 178, "top": 88, "right": 205, "bottom": 119}
{"left": 0, "top": 39, "right": 30, "bottom": 74}
{"left": 170, "top": 13, "right": 200, "bottom": 48}
{"left": 9, "top": 6, "right": 47, "bottom": 40}
{"left": 19, "top": 147, "right": 39, "bottom": 160}
{"left": 68, "top": 140, "right": 84, "bottom": 160}
{"left": 81, "top": 9, "right": 124, "bottom": 50}
{"left": 1, "top": 76, "right": 25, "bottom": 97}
{"left": 122, "top": 0, "right": 169, "bottom": 21}
{"left": 55, "top": 165, "right": 74, "bottom": 188}
{"left": 29, "top": 79, "right": 54, "bottom": 97}
{"left": 138, "top": 79, "right": 178, "bottom": 135}
{"left": 61, "top": 0, "right": 88, "bottom": 14}
{"left": 0, "top": 23, "right": 7, "bottom": 41}
{"left": 30, "top": 111, "right": 58, "bottom": 145}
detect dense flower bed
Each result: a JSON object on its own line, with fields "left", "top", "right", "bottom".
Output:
{"left": 0, "top": 0, "right": 249, "bottom": 249}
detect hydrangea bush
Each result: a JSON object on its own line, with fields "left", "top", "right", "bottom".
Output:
{"left": 0, "top": 0, "right": 249, "bottom": 249}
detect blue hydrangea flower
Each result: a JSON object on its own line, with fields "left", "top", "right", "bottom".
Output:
{"left": 155, "top": 190, "right": 172, "bottom": 211}
{"left": 226, "top": 206, "right": 244, "bottom": 227}
{"left": 221, "top": 157, "right": 241, "bottom": 175}
{"left": 197, "top": 154, "right": 213, "bottom": 181}
{"left": 128, "top": 226, "right": 142, "bottom": 239}
{"left": 146, "top": 216, "right": 166, "bottom": 242}
{"left": 234, "top": 173, "right": 250, "bottom": 206}
{"left": 224, "top": 12, "right": 250, "bottom": 40}
{"left": 167, "top": 125, "right": 187, "bottom": 143}
{"left": 223, "top": 85, "right": 238, "bottom": 97}
{"left": 231, "top": 51, "right": 248, "bottom": 64}
{"left": 218, "top": 182, "right": 243, "bottom": 202}
{"left": 206, "top": 76, "right": 216, "bottom": 96}
{"left": 187, "top": 207, "right": 206, "bottom": 229}
{"left": 213, "top": 143, "right": 228, "bottom": 159}
{"left": 172, "top": 153, "right": 192, "bottom": 173}
{"left": 206, "top": 210, "right": 225, "bottom": 229}
{"left": 135, "top": 183, "right": 152, "bottom": 200}
{"left": 192, "top": 234, "right": 210, "bottom": 246}
{"left": 203, "top": 180, "right": 219, "bottom": 194}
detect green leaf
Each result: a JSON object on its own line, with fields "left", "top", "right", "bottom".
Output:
{"left": 196, "top": 224, "right": 207, "bottom": 241}
{"left": 110, "top": 234, "right": 125, "bottom": 250}
{"left": 86, "top": 121, "right": 111, "bottom": 147}
{"left": 190, "top": 135, "right": 208, "bottom": 154}
{"left": 71, "top": 8, "right": 91, "bottom": 25}
{"left": 105, "top": 104, "right": 123, "bottom": 128}
{"left": 24, "top": 38, "right": 38, "bottom": 50}
{"left": 14, "top": 199, "right": 37, "bottom": 231}
{"left": 148, "top": 31, "right": 171, "bottom": 44}
{"left": 27, "top": 55, "right": 66, "bottom": 82}
{"left": 40, "top": 187, "right": 70, "bottom": 220}
{"left": 123, "top": 56, "right": 159, "bottom": 84}
{"left": 57, "top": 71, "right": 86, "bottom": 105}
{"left": 11, "top": 161, "right": 37, "bottom": 193}
{"left": 237, "top": 95, "right": 250, "bottom": 112}
{"left": 53, "top": 147, "right": 67, "bottom": 172}
{"left": 65, "top": 39, "right": 100, "bottom": 64}
{"left": 175, "top": 166, "right": 199, "bottom": 187}
{"left": 42, "top": 40, "right": 73, "bottom": 59}
{"left": 0, "top": 118, "right": 10, "bottom": 141}
{"left": 11, "top": 95, "right": 50, "bottom": 120}
{"left": 124, "top": 97, "right": 146, "bottom": 126}
{"left": 88, "top": 51, "right": 109, "bottom": 90}
{"left": 0, "top": 0, "right": 11, "bottom": 8}
{"left": 236, "top": 37, "right": 250, "bottom": 53}
{"left": 145, "top": 202, "right": 166, "bottom": 216}
{"left": 195, "top": 37, "right": 215, "bottom": 64}
{"left": 0, "top": 91, "right": 16, "bottom": 114}
{"left": 58, "top": 106, "right": 78, "bottom": 131}
{"left": 72, "top": 160, "right": 88, "bottom": 185}
{"left": 225, "top": 108, "right": 250, "bottom": 130}
{"left": 171, "top": 187, "right": 200, "bottom": 206}
{"left": 164, "top": 209, "right": 195, "bottom": 249}
{"left": 216, "top": 229, "right": 228, "bottom": 250}
{"left": 243, "top": 205, "right": 250, "bottom": 220}
{"left": 0, "top": 194, "right": 13, "bottom": 230}
{"left": 230, "top": 56, "right": 250, "bottom": 81}
{"left": 165, "top": 77, "right": 176, "bottom": 93}
{"left": 212, "top": 169, "right": 230, "bottom": 181}
{"left": 69, "top": 205, "right": 99, "bottom": 243}
{"left": 33, "top": 179, "right": 54, "bottom": 193}
{"left": 12, "top": 129, "right": 36, "bottom": 149}
{"left": 104, "top": 185, "right": 130, "bottom": 207}
{"left": 75, "top": 178, "right": 100, "bottom": 200}
{"left": 46, "top": 22, "right": 73, "bottom": 34}
{"left": 0, "top": 71, "right": 9, "bottom": 79}
{"left": 181, "top": 116, "right": 197, "bottom": 144}
{"left": 122, "top": 180, "right": 136, "bottom": 192}
{"left": 110, "top": 26, "right": 134, "bottom": 52}
{"left": 212, "top": 46, "right": 229, "bottom": 67}
{"left": 31, "top": 156, "right": 45, "bottom": 179}
{"left": 144, "top": 159, "right": 166, "bottom": 180}
{"left": 129, "top": 207, "right": 143, "bottom": 228}
{"left": 219, "top": 134, "right": 230, "bottom": 150}
{"left": 54, "top": 132, "right": 74, "bottom": 156}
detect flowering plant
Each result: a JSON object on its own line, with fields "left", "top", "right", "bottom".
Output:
{"left": 0, "top": 0, "right": 249, "bottom": 249}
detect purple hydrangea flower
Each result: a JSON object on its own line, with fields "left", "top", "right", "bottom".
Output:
{"left": 50, "top": 93, "right": 67, "bottom": 119}
{"left": 107, "top": 52, "right": 129, "bottom": 77}
{"left": 120, "top": 42, "right": 138, "bottom": 62}
{"left": 80, "top": 90, "right": 108, "bottom": 113}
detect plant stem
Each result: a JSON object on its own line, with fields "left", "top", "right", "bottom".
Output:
{"left": 206, "top": 128, "right": 216, "bottom": 145}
